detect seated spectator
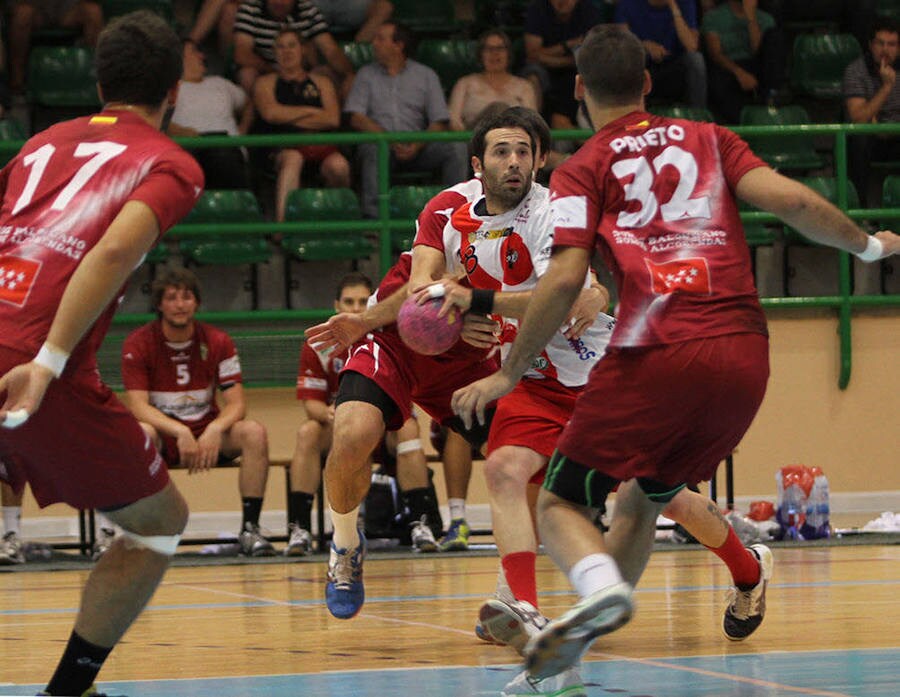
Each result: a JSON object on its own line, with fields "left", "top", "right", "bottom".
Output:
{"left": 188, "top": 0, "right": 240, "bottom": 59}
{"left": 121, "top": 269, "right": 277, "bottom": 557}
{"left": 8, "top": 0, "right": 104, "bottom": 94}
{"left": 253, "top": 29, "right": 350, "bottom": 221}
{"left": 169, "top": 40, "right": 253, "bottom": 190}
{"left": 0, "top": 482, "right": 25, "bottom": 565}
{"left": 287, "top": 273, "right": 441, "bottom": 555}
{"left": 843, "top": 16, "right": 900, "bottom": 207}
{"left": 312, "top": 0, "right": 393, "bottom": 42}
{"left": 448, "top": 29, "right": 537, "bottom": 131}
{"left": 522, "top": 0, "right": 605, "bottom": 128}
{"left": 702, "top": 0, "right": 784, "bottom": 124}
{"left": 233, "top": 0, "right": 354, "bottom": 96}
{"left": 345, "top": 21, "right": 467, "bottom": 218}
{"left": 616, "top": 0, "right": 707, "bottom": 108}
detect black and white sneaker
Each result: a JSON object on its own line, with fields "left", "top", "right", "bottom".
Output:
{"left": 723, "top": 543, "right": 773, "bottom": 641}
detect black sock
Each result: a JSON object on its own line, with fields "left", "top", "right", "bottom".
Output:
{"left": 45, "top": 630, "right": 112, "bottom": 696}
{"left": 290, "top": 491, "right": 315, "bottom": 530}
{"left": 241, "top": 497, "right": 263, "bottom": 529}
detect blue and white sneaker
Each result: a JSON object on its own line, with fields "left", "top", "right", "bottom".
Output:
{"left": 325, "top": 531, "right": 367, "bottom": 619}
{"left": 501, "top": 666, "right": 586, "bottom": 696}
{"left": 439, "top": 518, "right": 471, "bottom": 551}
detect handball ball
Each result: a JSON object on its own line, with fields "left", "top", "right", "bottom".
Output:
{"left": 397, "top": 295, "right": 463, "bottom": 355}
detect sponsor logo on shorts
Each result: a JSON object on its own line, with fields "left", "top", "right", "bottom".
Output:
{"left": 567, "top": 336, "right": 598, "bottom": 361}
{"left": 532, "top": 356, "right": 549, "bottom": 370}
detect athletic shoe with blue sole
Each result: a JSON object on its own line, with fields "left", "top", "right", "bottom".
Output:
{"left": 325, "top": 531, "right": 367, "bottom": 619}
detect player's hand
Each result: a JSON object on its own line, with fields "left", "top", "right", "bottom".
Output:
{"left": 872, "top": 230, "right": 900, "bottom": 258}
{"left": 412, "top": 279, "right": 472, "bottom": 317}
{"left": 734, "top": 67, "right": 758, "bottom": 92}
{"left": 0, "top": 361, "right": 55, "bottom": 429}
{"left": 306, "top": 312, "right": 368, "bottom": 352}
{"left": 564, "top": 284, "right": 610, "bottom": 340}
{"left": 461, "top": 314, "right": 500, "bottom": 349}
{"left": 326, "top": 405, "right": 336, "bottom": 423}
{"left": 176, "top": 427, "right": 201, "bottom": 472}
{"left": 880, "top": 57, "right": 896, "bottom": 87}
{"left": 451, "top": 371, "right": 517, "bottom": 430}
{"left": 195, "top": 425, "right": 223, "bottom": 472}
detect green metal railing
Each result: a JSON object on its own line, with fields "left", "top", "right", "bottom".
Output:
{"left": 0, "top": 123, "right": 897, "bottom": 388}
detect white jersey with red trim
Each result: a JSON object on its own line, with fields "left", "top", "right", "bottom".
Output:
{"left": 423, "top": 182, "right": 614, "bottom": 387}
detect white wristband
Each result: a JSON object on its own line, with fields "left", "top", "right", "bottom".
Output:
{"left": 856, "top": 235, "right": 884, "bottom": 262}
{"left": 34, "top": 342, "right": 69, "bottom": 378}
{"left": 426, "top": 284, "right": 446, "bottom": 299}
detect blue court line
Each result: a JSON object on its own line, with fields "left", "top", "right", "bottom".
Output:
{"left": 2, "top": 577, "right": 898, "bottom": 617}
{"left": 2, "top": 648, "right": 897, "bottom": 696}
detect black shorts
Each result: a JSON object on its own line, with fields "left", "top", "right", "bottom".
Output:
{"left": 335, "top": 370, "right": 401, "bottom": 429}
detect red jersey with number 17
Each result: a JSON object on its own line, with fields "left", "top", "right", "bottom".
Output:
{"left": 550, "top": 111, "right": 768, "bottom": 348}
{"left": 0, "top": 110, "right": 203, "bottom": 368}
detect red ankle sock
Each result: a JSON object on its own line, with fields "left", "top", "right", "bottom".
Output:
{"left": 707, "top": 527, "right": 760, "bottom": 589}
{"left": 501, "top": 551, "right": 538, "bottom": 608}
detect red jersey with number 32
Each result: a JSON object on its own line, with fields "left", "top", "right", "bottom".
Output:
{"left": 550, "top": 111, "right": 768, "bottom": 348}
{"left": 0, "top": 110, "right": 203, "bottom": 367}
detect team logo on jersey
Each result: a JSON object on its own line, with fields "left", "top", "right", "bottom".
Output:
{"left": 501, "top": 233, "right": 533, "bottom": 286}
{"left": 645, "top": 257, "right": 711, "bottom": 295}
{"left": 0, "top": 255, "right": 41, "bottom": 308}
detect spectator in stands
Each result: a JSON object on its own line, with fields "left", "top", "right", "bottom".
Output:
{"left": 312, "top": 0, "right": 394, "bottom": 42}
{"left": 843, "top": 16, "right": 900, "bottom": 207}
{"left": 345, "top": 20, "right": 467, "bottom": 218}
{"left": 253, "top": 29, "right": 351, "bottom": 221}
{"left": 448, "top": 29, "right": 538, "bottom": 131}
{"left": 233, "top": 0, "right": 354, "bottom": 96}
{"left": 0, "top": 482, "right": 25, "bottom": 565}
{"left": 522, "top": 0, "right": 605, "bottom": 128}
{"left": 702, "top": 0, "right": 783, "bottom": 124}
{"left": 287, "top": 272, "right": 442, "bottom": 555}
{"left": 7, "top": 0, "right": 104, "bottom": 94}
{"left": 121, "top": 269, "right": 277, "bottom": 557}
{"left": 615, "top": 0, "right": 707, "bottom": 108}
{"left": 169, "top": 40, "right": 253, "bottom": 190}
{"left": 188, "top": 0, "right": 240, "bottom": 59}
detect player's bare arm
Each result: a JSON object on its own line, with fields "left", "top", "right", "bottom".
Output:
{"left": 305, "top": 283, "right": 408, "bottom": 351}
{"left": 0, "top": 201, "right": 160, "bottom": 425}
{"left": 737, "top": 167, "right": 899, "bottom": 259}
{"left": 123, "top": 388, "right": 202, "bottom": 470}
{"left": 452, "top": 245, "right": 591, "bottom": 428}
{"left": 564, "top": 278, "right": 611, "bottom": 340}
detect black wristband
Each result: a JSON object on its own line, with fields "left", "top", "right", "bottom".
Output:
{"left": 470, "top": 289, "right": 495, "bottom": 314}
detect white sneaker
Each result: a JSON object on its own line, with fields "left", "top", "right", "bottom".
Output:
{"left": 723, "top": 543, "right": 773, "bottom": 641}
{"left": 478, "top": 598, "right": 548, "bottom": 654}
{"left": 92, "top": 527, "right": 116, "bottom": 561}
{"left": 501, "top": 665, "right": 586, "bottom": 696}
{"left": 0, "top": 531, "right": 25, "bottom": 565}
{"left": 410, "top": 516, "right": 438, "bottom": 553}
{"left": 284, "top": 524, "right": 313, "bottom": 556}
{"left": 525, "top": 581, "right": 633, "bottom": 681}
{"left": 238, "top": 522, "right": 276, "bottom": 557}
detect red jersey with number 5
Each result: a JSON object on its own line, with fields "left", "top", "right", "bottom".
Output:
{"left": 0, "top": 110, "right": 203, "bottom": 368}
{"left": 550, "top": 111, "right": 768, "bottom": 348}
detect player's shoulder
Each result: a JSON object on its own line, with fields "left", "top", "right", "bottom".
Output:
{"left": 422, "top": 179, "right": 482, "bottom": 214}
{"left": 195, "top": 320, "right": 233, "bottom": 344}
{"left": 123, "top": 320, "right": 159, "bottom": 349}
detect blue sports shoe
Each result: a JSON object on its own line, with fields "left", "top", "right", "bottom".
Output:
{"left": 325, "top": 531, "right": 367, "bottom": 619}
{"left": 439, "top": 518, "right": 471, "bottom": 552}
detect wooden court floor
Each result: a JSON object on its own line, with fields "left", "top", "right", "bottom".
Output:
{"left": 0, "top": 543, "right": 898, "bottom": 696}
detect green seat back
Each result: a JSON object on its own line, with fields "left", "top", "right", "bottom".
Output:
{"left": 790, "top": 34, "right": 861, "bottom": 99}
{"left": 739, "top": 105, "right": 825, "bottom": 170}
{"left": 0, "top": 118, "right": 27, "bottom": 167}
{"left": 180, "top": 190, "right": 269, "bottom": 265}
{"left": 27, "top": 46, "right": 101, "bottom": 107}
{"left": 652, "top": 106, "right": 715, "bottom": 122}
{"left": 389, "top": 185, "right": 444, "bottom": 252}
{"left": 875, "top": 0, "right": 900, "bottom": 19}
{"left": 145, "top": 243, "right": 169, "bottom": 264}
{"left": 393, "top": 0, "right": 458, "bottom": 34}
{"left": 340, "top": 41, "right": 374, "bottom": 71}
{"left": 283, "top": 188, "right": 370, "bottom": 260}
{"left": 882, "top": 175, "right": 900, "bottom": 207}
{"left": 416, "top": 39, "right": 479, "bottom": 92}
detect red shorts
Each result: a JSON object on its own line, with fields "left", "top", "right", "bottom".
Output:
{"left": 342, "top": 329, "right": 498, "bottom": 430}
{"left": 294, "top": 144, "right": 339, "bottom": 162}
{"left": 556, "top": 333, "right": 769, "bottom": 487}
{"left": 0, "top": 347, "right": 169, "bottom": 509}
{"left": 488, "top": 378, "right": 580, "bottom": 459}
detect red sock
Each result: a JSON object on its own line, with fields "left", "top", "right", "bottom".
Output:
{"left": 707, "top": 527, "right": 760, "bottom": 589}
{"left": 501, "top": 551, "right": 538, "bottom": 608}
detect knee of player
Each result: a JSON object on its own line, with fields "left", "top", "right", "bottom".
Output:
{"left": 237, "top": 419, "right": 268, "bottom": 451}
{"left": 297, "top": 418, "right": 324, "bottom": 444}
{"left": 483, "top": 453, "right": 529, "bottom": 492}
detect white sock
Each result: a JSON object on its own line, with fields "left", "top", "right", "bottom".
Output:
{"left": 448, "top": 498, "right": 466, "bottom": 521}
{"left": 331, "top": 508, "right": 361, "bottom": 551}
{"left": 495, "top": 564, "right": 514, "bottom": 603}
{"left": 568, "top": 553, "right": 624, "bottom": 599}
{"left": 2, "top": 506, "right": 21, "bottom": 536}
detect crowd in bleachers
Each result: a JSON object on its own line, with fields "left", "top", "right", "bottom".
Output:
{"left": 0, "top": 0, "right": 898, "bottom": 273}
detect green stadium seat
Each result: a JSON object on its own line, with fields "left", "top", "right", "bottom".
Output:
{"left": 282, "top": 188, "right": 373, "bottom": 306}
{"left": 28, "top": 46, "right": 101, "bottom": 108}
{"left": 392, "top": 0, "right": 460, "bottom": 35}
{"left": 389, "top": 185, "right": 444, "bottom": 252}
{"left": 875, "top": 0, "right": 900, "bottom": 19}
{"left": 790, "top": 34, "right": 862, "bottom": 100}
{"left": 416, "top": 39, "right": 479, "bottom": 93}
{"left": 652, "top": 106, "right": 715, "bottom": 122}
{"left": 340, "top": 41, "right": 373, "bottom": 71}
{"left": 739, "top": 105, "right": 826, "bottom": 171}
{"left": 882, "top": 175, "right": 900, "bottom": 207}
{"left": 145, "top": 244, "right": 169, "bottom": 265}
{"left": 0, "top": 118, "right": 27, "bottom": 167}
